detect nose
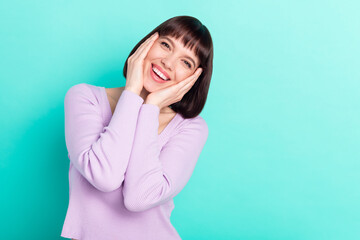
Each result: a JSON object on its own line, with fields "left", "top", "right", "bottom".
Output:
{"left": 161, "top": 55, "right": 175, "bottom": 71}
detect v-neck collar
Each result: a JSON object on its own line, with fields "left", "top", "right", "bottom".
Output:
{"left": 101, "top": 86, "right": 180, "bottom": 137}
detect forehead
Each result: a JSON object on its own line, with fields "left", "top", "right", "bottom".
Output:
{"left": 159, "top": 35, "right": 199, "bottom": 65}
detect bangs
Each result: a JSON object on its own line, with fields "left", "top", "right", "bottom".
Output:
{"left": 157, "top": 23, "right": 212, "bottom": 68}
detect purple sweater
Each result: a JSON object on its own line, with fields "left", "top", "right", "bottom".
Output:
{"left": 61, "top": 83, "right": 209, "bottom": 240}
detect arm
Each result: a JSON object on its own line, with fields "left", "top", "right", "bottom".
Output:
{"left": 122, "top": 103, "right": 209, "bottom": 212}
{"left": 64, "top": 83, "right": 144, "bottom": 192}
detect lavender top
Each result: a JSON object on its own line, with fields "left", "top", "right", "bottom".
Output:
{"left": 61, "top": 83, "right": 209, "bottom": 240}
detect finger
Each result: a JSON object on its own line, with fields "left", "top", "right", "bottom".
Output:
{"left": 178, "top": 68, "right": 203, "bottom": 92}
{"left": 182, "top": 68, "right": 203, "bottom": 86}
{"left": 131, "top": 32, "right": 159, "bottom": 60}
{"left": 130, "top": 33, "right": 158, "bottom": 60}
{"left": 183, "top": 75, "right": 198, "bottom": 91}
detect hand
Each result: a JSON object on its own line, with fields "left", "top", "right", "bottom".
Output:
{"left": 124, "top": 32, "right": 159, "bottom": 95}
{"left": 144, "top": 67, "right": 203, "bottom": 110}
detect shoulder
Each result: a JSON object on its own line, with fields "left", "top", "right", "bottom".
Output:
{"left": 65, "top": 83, "right": 102, "bottom": 105}
{"left": 189, "top": 115, "right": 208, "bottom": 130}
{"left": 164, "top": 115, "right": 209, "bottom": 153}
{"left": 178, "top": 115, "right": 209, "bottom": 140}
{"left": 65, "top": 83, "right": 96, "bottom": 96}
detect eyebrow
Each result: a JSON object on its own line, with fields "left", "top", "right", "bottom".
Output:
{"left": 161, "top": 36, "right": 196, "bottom": 67}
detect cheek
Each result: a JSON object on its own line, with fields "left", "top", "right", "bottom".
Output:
{"left": 148, "top": 45, "right": 163, "bottom": 57}
{"left": 177, "top": 69, "right": 193, "bottom": 81}
{"left": 145, "top": 49, "right": 155, "bottom": 59}
{"left": 145, "top": 45, "right": 159, "bottom": 59}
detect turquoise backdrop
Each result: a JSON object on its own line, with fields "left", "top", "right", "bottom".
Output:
{"left": 1, "top": 0, "right": 359, "bottom": 239}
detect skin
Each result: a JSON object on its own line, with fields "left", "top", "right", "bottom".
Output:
{"left": 106, "top": 33, "right": 203, "bottom": 134}
{"left": 125, "top": 32, "right": 203, "bottom": 112}
{"left": 140, "top": 34, "right": 202, "bottom": 111}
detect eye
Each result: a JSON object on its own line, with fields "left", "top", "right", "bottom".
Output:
{"left": 183, "top": 60, "right": 192, "bottom": 68}
{"left": 161, "top": 41, "right": 170, "bottom": 49}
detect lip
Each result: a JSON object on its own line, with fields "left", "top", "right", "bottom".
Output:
{"left": 150, "top": 64, "right": 168, "bottom": 83}
{"left": 152, "top": 63, "right": 170, "bottom": 80}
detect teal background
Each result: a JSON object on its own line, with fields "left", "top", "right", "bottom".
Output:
{"left": 1, "top": 0, "right": 360, "bottom": 239}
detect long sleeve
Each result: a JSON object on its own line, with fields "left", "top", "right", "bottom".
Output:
{"left": 64, "top": 83, "right": 144, "bottom": 192}
{"left": 122, "top": 103, "right": 209, "bottom": 212}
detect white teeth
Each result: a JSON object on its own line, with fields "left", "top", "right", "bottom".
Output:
{"left": 152, "top": 66, "right": 169, "bottom": 81}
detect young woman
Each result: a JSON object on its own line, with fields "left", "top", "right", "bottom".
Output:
{"left": 61, "top": 15, "right": 213, "bottom": 240}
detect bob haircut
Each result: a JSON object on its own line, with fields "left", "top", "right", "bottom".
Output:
{"left": 123, "top": 15, "right": 213, "bottom": 119}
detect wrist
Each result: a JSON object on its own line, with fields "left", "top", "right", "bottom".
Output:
{"left": 144, "top": 99, "right": 160, "bottom": 109}
{"left": 124, "top": 86, "right": 140, "bottom": 96}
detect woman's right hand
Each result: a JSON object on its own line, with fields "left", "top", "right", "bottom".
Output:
{"left": 125, "top": 32, "right": 159, "bottom": 95}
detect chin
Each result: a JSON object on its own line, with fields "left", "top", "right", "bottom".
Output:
{"left": 144, "top": 78, "right": 167, "bottom": 95}
{"left": 143, "top": 63, "right": 171, "bottom": 93}
{"left": 144, "top": 73, "right": 169, "bottom": 92}
{"left": 143, "top": 78, "right": 155, "bottom": 93}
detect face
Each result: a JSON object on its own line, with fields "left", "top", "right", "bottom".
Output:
{"left": 143, "top": 35, "right": 200, "bottom": 92}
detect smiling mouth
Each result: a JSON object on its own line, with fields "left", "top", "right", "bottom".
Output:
{"left": 151, "top": 64, "right": 170, "bottom": 81}
{"left": 150, "top": 64, "right": 169, "bottom": 83}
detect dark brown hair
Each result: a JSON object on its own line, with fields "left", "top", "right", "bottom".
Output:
{"left": 123, "top": 15, "right": 213, "bottom": 119}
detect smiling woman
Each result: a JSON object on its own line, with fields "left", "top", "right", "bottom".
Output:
{"left": 123, "top": 15, "right": 213, "bottom": 118}
{"left": 61, "top": 15, "right": 213, "bottom": 240}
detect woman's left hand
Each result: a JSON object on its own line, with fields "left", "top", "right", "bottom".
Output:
{"left": 144, "top": 68, "right": 203, "bottom": 110}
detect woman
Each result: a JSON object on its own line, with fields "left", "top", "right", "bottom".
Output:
{"left": 61, "top": 15, "right": 213, "bottom": 240}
